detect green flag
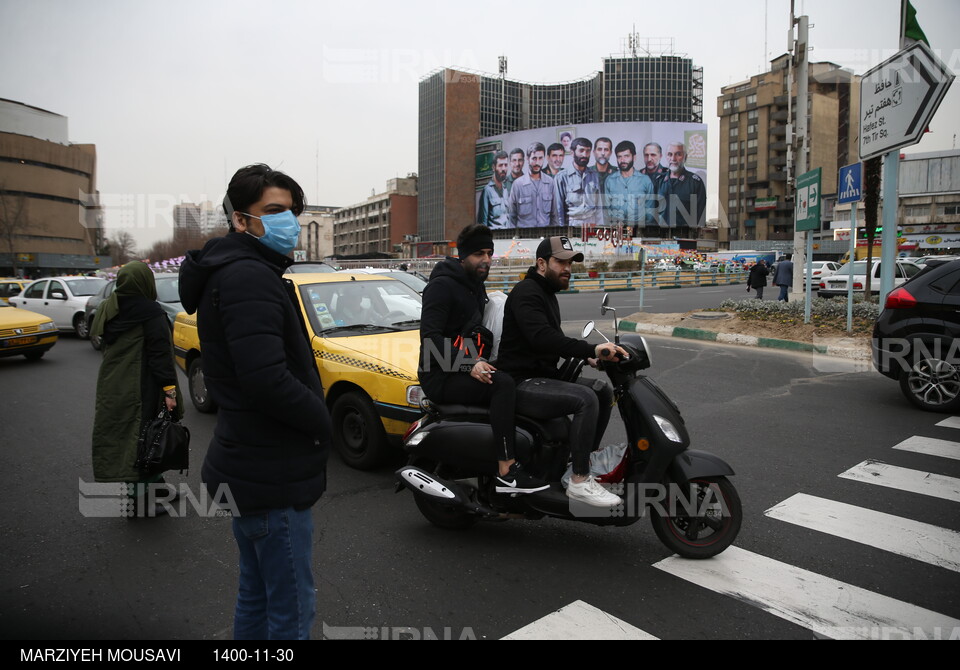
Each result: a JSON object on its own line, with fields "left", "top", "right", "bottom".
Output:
{"left": 904, "top": 1, "right": 929, "bottom": 46}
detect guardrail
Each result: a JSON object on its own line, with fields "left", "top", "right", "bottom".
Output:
{"left": 484, "top": 269, "right": 748, "bottom": 293}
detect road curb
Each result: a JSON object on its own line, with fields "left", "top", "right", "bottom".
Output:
{"left": 619, "top": 319, "right": 870, "bottom": 359}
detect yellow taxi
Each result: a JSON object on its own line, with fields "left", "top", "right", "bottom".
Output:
{"left": 0, "top": 302, "right": 59, "bottom": 360}
{"left": 174, "top": 273, "right": 423, "bottom": 469}
{"left": 0, "top": 278, "right": 28, "bottom": 305}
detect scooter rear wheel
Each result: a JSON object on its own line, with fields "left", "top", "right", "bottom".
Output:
{"left": 650, "top": 477, "right": 741, "bottom": 559}
{"left": 413, "top": 460, "right": 479, "bottom": 530}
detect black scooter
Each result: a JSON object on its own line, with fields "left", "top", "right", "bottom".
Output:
{"left": 396, "top": 295, "right": 742, "bottom": 559}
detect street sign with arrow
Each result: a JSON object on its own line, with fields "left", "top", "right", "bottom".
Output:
{"left": 795, "top": 167, "right": 821, "bottom": 232}
{"left": 859, "top": 41, "right": 954, "bottom": 161}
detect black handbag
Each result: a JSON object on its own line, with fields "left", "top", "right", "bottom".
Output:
{"left": 135, "top": 408, "right": 190, "bottom": 475}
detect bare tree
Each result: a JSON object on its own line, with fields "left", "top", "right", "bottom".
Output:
{"left": 0, "top": 183, "right": 29, "bottom": 277}
{"left": 109, "top": 230, "right": 139, "bottom": 266}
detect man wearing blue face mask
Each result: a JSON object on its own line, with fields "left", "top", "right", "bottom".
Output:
{"left": 179, "top": 164, "right": 331, "bottom": 640}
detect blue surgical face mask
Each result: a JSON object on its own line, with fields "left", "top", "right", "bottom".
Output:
{"left": 241, "top": 210, "right": 301, "bottom": 256}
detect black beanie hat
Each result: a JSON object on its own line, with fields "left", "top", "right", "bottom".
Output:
{"left": 457, "top": 225, "right": 494, "bottom": 260}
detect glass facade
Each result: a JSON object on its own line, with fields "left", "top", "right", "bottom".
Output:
{"left": 418, "top": 72, "right": 445, "bottom": 242}
{"left": 603, "top": 56, "right": 703, "bottom": 123}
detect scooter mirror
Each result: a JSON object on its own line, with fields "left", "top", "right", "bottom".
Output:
{"left": 582, "top": 321, "right": 595, "bottom": 339}
{"left": 600, "top": 293, "right": 610, "bottom": 315}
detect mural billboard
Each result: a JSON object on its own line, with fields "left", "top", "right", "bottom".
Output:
{"left": 475, "top": 121, "right": 708, "bottom": 233}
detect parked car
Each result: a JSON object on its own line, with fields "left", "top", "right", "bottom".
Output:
{"left": 173, "top": 273, "right": 423, "bottom": 469}
{"left": 336, "top": 267, "right": 428, "bottom": 294}
{"left": 0, "top": 278, "right": 28, "bottom": 305}
{"left": 284, "top": 261, "right": 337, "bottom": 273}
{"left": 872, "top": 258, "right": 960, "bottom": 412}
{"left": 803, "top": 261, "right": 841, "bottom": 286}
{"left": 8, "top": 276, "right": 107, "bottom": 337}
{"left": 0, "top": 303, "right": 58, "bottom": 360}
{"left": 84, "top": 273, "right": 182, "bottom": 350}
{"left": 908, "top": 255, "right": 960, "bottom": 268}
{"left": 817, "top": 260, "right": 921, "bottom": 298}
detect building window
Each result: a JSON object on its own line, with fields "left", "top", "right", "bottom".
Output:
{"left": 746, "top": 94, "right": 757, "bottom": 105}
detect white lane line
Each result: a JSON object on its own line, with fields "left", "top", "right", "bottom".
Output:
{"left": 654, "top": 546, "right": 960, "bottom": 639}
{"left": 893, "top": 436, "right": 960, "bottom": 462}
{"left": 838, "top": 460, "right": 960, "bottom": 502}
{"left": 764, "top": 493, "right": 960, "bottom": 573}
{"left": 936, "top": 417, "right": 960, "bottom": 430}
{"left": 501, "top": 600, "right": 658, "bottom": 640}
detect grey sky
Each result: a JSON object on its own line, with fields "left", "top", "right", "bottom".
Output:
{"left": 1, "top": 0, "right": 958, "bottom": 249}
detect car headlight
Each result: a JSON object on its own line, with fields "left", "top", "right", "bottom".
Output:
{"left": 38, "top": 321, "right": 57, "bottom": 332}
{"left": 406, "top": 385, "right": 424, "bottom": 407}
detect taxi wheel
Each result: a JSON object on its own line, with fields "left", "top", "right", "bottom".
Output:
{"left": 332, "top": 391, "right": 389, "bottom": 470}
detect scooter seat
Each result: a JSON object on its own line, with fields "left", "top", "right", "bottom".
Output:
{"left": 432, "top": 404, "right": 491, "bottom": 420}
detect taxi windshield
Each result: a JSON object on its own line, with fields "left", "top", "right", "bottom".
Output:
{"left": 299, "top": 279, "right": 421, "bottom": 335}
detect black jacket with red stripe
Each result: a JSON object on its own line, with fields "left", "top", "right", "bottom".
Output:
{"left": 418, "top": 256, "right": 491, "bottom": 401}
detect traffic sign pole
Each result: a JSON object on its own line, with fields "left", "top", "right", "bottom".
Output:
{"left": 880, "top": 152, "right": 899, "bottom": 304}
{"left": 847, "top": 202, "right": 857, "bottom": 332}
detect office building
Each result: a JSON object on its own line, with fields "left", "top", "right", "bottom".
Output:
{"left": 332, "top": 176, "right": 417, "bottom": 257}
{"left": 717, "top": 55, "right": 859, "bottom": 247}
{"left": 419, "top": 50, "right": 704, "bottom": 244}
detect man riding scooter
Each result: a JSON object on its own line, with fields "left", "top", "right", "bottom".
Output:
{"left": 418, "top": 224, "right": 548, "bottom": 494}
{"left": 497, "top": 236, "right": 628, "bottom": 507}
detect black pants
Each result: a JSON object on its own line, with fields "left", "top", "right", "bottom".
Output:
{"left": 515, "top": 377, "right": 613, "bottom": 475}
{"left": 439, "top": 372, "right": 516, "bottom": 461}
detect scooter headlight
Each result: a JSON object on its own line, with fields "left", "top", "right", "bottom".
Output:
{"left": 653, "top": 414, "right": 683, "bottom": 443}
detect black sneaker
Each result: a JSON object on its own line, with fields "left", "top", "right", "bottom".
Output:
{"left": 495, "top": 463, "right": 550, "bottom": 494}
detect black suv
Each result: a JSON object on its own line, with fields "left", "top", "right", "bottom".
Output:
{"left": 872, "top": 258, "right": 960, "bottom": 412}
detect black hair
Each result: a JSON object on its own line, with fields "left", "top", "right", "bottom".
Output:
{"left": 493, "top": 150, "right": 509, "bottom": 162}
{"left": 615, "top": 140, "right": 636, "bottom": 155}
{"left": 223, "top": 163, "right": 306, "bottom": 231}
{"left": 595, "top": 137, "right": 613, "bottom": 149}
{"left": 547, "top": 143, "right": 564, "bottom": 155}
{"left": 509, "top": 147, "right": 525, "bottom": 159}
{"left": 571, "top": 137, "right": 593, "bottom": 152}
{"left": 527, "top": 142, "right": 546, "bottom": 156}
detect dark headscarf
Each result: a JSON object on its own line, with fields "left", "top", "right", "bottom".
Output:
{"left": 90, "top": 262, "right": 162, "bottom": 340}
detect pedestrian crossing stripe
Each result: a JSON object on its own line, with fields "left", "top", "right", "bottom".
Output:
{"left": 654, "top": 547, "right": 960, "bottom": 639}
{"left": 838, "top": 460, "right": 960, "bottom": 502}
{"left": 936, "top": 417, "right": 960, "bottom": 430}
{"left": 501, "top": 600, "right": 657, "bottom": 640}
{"left": 893, "top": 436, "right": 960, "bottom": 462}
{"left": 765, "top": 493, "right": 960, "bottom": 573}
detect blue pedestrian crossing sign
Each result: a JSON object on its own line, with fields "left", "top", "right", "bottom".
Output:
{"left": 838, "top": 163, "right": 862, "bottom": 205}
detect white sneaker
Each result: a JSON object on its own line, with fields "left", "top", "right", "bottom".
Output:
{"left": 566, "top": 476, "right": 622, "bottom": 507}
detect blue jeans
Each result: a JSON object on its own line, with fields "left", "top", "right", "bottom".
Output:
{"left": 778, "top": 284, "right": 789, "bottom": 301}
{"left": 232, "top": 507, "right": 316, "bottom": 640}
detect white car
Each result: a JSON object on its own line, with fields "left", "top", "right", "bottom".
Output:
{"left": 8, "top": 276, "right": 107, "bottom": 337}
{"left": 803, "top": 261, "right": 841, "bottom": 286}
{"left": 336, "top": 268, "right": 428, "bottom": 294}
{"left": 817, "top": 260, "right": 921, "bottom": 298}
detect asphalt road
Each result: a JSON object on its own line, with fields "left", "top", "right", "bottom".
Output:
{"left": 1, "top": 330, "right": 958, "bottom": 641}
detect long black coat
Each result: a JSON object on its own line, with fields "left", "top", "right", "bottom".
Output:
{"left": 179, "top": 233, "right": 330, "bottom": 514}
{"left": 748, "top": 264, "right": 769, "bottom": 289}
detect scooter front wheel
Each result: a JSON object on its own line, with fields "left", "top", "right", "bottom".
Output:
{"left": 650, "top": 477, "right": 741, "bottom": 559}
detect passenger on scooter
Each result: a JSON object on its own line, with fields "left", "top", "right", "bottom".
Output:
{"left": 497, "top": 236, "right": 628, "bottom": 507}
{"left": 418, "top": 224, "right": 549, "bottom": 494}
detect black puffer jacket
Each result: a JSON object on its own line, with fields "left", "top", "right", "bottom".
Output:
{"left": 418, "top": 256, "right": 490, "bottom": 400}
{"left": 179, "top": 232, "right": 330, "bottom": 514}
{"left": 496, "top": 268, "right": 594, "bottom": 381}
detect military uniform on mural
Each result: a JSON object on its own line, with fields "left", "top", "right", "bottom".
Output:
{"left": 555, "top": 168, "right": 604, "bottom": 228}
{"left": 657, "top": 169, "right": 706, "bottom": 228}
{"left": 506, "top": 173, "right": 556, "bottom": 228}
{"left": 478, "top": 180, "right": 510, "bottom": 230}
{"left": 640, "top": 165, "right": 670, "bottom": 194}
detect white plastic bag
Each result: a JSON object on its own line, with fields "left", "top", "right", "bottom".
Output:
{"left": 561, "top": 443, "right": 629, "bottom": 488}
{"left": 482, "top": 291, "right": 507, "bottom": 361}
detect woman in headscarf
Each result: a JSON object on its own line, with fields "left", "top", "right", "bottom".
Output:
{"left": 91, "top": 261, "right": 183, "bottom": 516}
